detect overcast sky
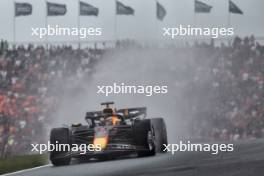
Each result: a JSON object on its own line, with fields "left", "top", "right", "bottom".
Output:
{"left": 0, "top": 0, "right": 263, "bottom": 44}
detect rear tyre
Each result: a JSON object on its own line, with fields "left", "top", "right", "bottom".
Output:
{"left": 50, "top": 128, "right": 71, "bottom": 166}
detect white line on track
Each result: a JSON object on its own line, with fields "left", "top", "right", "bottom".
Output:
{"left": 1, "top": 164, "right": 51, "bottom": 176}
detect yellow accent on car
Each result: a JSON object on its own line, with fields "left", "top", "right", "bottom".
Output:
{"left": 93, "top": 137, "right": 108, "bottom": 150}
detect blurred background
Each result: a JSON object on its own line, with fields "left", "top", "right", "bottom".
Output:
{"left": 0, "top": 0, "right": 264, "bottom": 174}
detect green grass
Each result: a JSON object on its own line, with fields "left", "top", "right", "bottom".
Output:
{"left": 0, "top": 154, "right": 48, "bottom": 175}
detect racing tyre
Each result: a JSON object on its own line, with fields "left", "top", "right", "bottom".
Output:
{"left": 150, "top": 118, "right": 168, "bottom": 153}
{"left": 50, "top": 128, "right": 71, "bottom": 166}
{"left": 134, "top": 119, "right": 156, "bottom": 157}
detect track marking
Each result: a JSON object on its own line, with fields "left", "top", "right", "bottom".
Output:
{"left": 1, "top": 164, "right": 51, "bottom": 176}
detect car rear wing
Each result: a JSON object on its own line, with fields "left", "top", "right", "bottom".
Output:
{"left": 85, "top": 111, "right": 105, "bottom": 120}
{"left": 85, "top": 107, "right": 147, "bottom": 120}
{"left": 117, "top": 107, "right": 147, "bottom": 119}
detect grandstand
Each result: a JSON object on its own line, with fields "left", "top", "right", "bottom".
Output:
{"left": 0, "top": 36, "right": 264, "bottom": 157}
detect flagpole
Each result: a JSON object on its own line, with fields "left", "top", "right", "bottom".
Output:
{"left": 155, "top": 0, "right": 159, "bottom": 42}
{"left": 227, "top": 0, "right": 231, "bottom": 46}
{"left": 114, "top": 0, "right": 117, "bottom": 46}
{"left": 78, "top": 0, "right": 81, "bottom": 49}
{"left": 228, "top": 11, "right": 231, "bottom": 30}
{"left": 193, "top": 0, "right": 196, "bottom": 26}
{"left": 193, "top": 0, "right": 197, "bottom": 44}
{"left": 45, "top": 0, "right": 48, "bottom": 49}
{"left": 228, "top": 0, "right": 231, "bottom": 27}
{"left": 13, "top": 1, "right": 16, "bottom": 47}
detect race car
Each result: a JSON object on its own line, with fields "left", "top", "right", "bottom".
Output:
{"left": 50, "top": 102, "right": 168, "bottom": 166}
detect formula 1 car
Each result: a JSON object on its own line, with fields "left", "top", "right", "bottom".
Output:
{"left": 50, "top": 102, "right": 167, "bottom": 166}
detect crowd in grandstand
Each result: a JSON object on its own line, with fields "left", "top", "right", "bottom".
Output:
{"left": 0, "top": 36, "right": 264, "bottom": 156}
{"left": 188, "top": 36, "right": 264, "bottom": 141}
{"left": 0, "top": 42, "right": 102, "bottom": 156}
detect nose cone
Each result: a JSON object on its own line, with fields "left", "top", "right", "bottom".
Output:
{"left": 94, "top": 127, "right": 109, "bottom": 149}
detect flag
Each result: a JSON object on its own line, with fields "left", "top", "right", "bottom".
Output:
{"left": 80, "top": 1, "right": 99, "bottom": 16}
{"left": 229, "top": 0, "right": 243, "bottom": 14}
{"left": 15, "top": 2, "right": 32, "bottom": 17}
{"left": 195, "top": 0, "right": 212, "bottom": 13}
{"left": 47, "top": 2, "right": 67, "bottom": 16}
{"left": 116, "top": 1, "right": 134, "bottom": 15}
{"left": 157, "top": 2, "right": 166, "bottom": 21}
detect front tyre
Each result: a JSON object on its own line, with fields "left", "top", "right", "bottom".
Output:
{"left": 150, "top": 118, "right": 168, "bottom": 153}
{"left": 134, "top": 119, "right": 156, "bottom": 157}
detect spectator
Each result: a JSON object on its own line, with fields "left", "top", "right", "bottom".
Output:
{"left": 0, "top": 45, "right": 103, "bottom": 156}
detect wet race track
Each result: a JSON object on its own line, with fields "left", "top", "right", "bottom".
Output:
{"left": 4, "top": 139, "right": 264, "bottom": 176}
